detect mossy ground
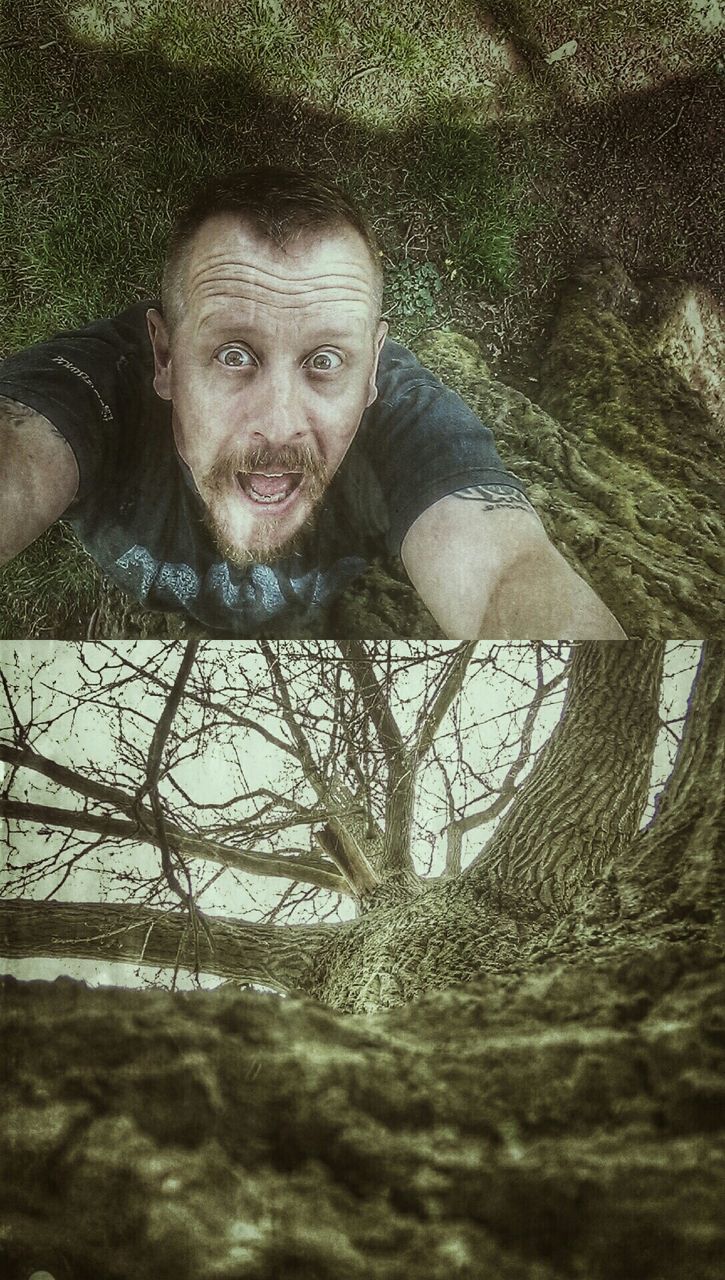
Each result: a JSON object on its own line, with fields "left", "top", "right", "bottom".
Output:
{"left": 0, "top": 1, "right": 721, "bottom": 637}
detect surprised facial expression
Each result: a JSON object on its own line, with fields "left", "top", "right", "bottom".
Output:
{"left": 147, "top": 216, "right": 387, "bottom": 565}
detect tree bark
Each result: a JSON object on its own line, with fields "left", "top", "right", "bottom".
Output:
{"left": 465, "top": 641, "right": 664, "bottom": 910}
{"left": 0, "top": 900, "right": 331, "bottom": 993}
{"left": 2, "top": 936, "right": 722, "bottom": 1280}
{"left": 413, "top": 277, "right": 725, "bottom": 639}
{"left": 622, "top": 639, "right": 724, "bottom": 917}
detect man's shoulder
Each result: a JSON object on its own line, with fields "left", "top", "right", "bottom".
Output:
{"left": 0, "top": 299, "right": 166, "bottom": 511}
{"left": 47, "top": 298, "right": 159, "bottom": 359}
{"left": 375, "top": 336, "right": 431, "bottom": 395}
{"left": 0, "top": 300, "right": 159, "bottom": 412}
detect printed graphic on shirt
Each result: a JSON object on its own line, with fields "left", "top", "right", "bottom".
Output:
{"left": 114, "top": 544, "right": 368, "bottom": 630}
{"left": 51, "top": 356, "right": 114, "bottom": 422}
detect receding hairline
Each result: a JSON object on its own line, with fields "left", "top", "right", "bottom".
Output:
{"left": 162, "top": 211, "right": 384, "bottom": 333}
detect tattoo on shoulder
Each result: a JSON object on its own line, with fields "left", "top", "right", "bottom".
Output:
{"left": 0, "top": 395, "right": 60, "bottom": 438}
{"left": 453, "top": 484, "right": 538, "bottom": 516}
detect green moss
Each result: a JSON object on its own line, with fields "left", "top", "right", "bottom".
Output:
{"left": 412, "top": 310, "right": 724, "bottom": 637}
{"left": 412, "top": 330, "right": 491, "bottom": 390}
{"left": 539, "top": 261, "right": 719, "bottom": 476}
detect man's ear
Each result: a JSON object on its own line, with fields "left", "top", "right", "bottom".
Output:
{"left": 365, "top": 320, "right": 389, "bottom": 408}
{"left": 146, "top": 308, "right": 173, "bottom": 401}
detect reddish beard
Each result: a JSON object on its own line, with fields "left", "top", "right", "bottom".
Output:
{"left": 199, "top": 443, "right": 330, "bottom": 566}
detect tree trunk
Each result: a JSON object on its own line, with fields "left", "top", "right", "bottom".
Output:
{"left": 2, "top": 935, "right": 722, "bottom": 1280}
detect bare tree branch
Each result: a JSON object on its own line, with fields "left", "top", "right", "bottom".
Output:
{"left": 260, "top": 641, "right": 379, "bottom": 898}
{"left": 135, "top": 642, "right": 201, "bottom": 923}
{"left": 0, "top": 799, "right": 349, "bottom": 895}
{"left": 412, "top": 642, "right": 478, "bottom": 764}
{"left": 444, "top": 653, "right": 567, "bottom": 872}
{"left": 336, "top": 641, "right": 405, "bottom": 761}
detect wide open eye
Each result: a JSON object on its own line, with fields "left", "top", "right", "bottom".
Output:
{"left": 305, "top": 349, "right": 343, "bottom": 372}
{"left": 215, "top": 345, "right": 256, "bottom": 368}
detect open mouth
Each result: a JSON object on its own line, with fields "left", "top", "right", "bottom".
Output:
{"left": 236, "top": 470, "right": 304, "bottom": 508}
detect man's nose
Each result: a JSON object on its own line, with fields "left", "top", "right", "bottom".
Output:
{"left": 247, "top": 372, "right": 307, "bottom": 449}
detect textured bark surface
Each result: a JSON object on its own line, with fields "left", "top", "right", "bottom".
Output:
{"left": 0, "top": 902, "right": 330, "bottom": 994}
{"left": 2, "top": 926, "right": 723, "bottom": 1280}
{"left": 623, "top": 641, "right": 725, "bottom": 919}
{"left": 1, "top": 645, "right": 722, "bottom": 1275}
{"left": 466, "top": 642, "right": 663, "bottom": 907}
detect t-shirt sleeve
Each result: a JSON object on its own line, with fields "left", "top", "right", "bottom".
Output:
{"left": 361, "top": 338, "right": 527, "bottom": 555}
{"left": 0, "top": 306, "right": 152, "bottom": 512}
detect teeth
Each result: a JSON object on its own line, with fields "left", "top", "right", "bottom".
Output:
{"left": 249, "top": 490, "right": 288, "bottom": 504}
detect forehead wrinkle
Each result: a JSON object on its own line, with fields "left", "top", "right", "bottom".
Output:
{"left": 191, "top": 276, "right": 375, "bottom": 325}
{"left": 194, "top": 295, "right": 373, "bottom": 323}
{"left": 187, "top": 269, "right": 374, "bottom": 305}
{"left": 190, "top": 250, "right": 374, "bottom": 284}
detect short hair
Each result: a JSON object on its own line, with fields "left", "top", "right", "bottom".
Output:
{"left": 161, "top": 165, "right": 384, "bottom": 331}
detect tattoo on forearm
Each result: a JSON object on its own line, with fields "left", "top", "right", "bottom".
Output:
{"left": 453, "top": 484, "right": 539, "bottom": 517}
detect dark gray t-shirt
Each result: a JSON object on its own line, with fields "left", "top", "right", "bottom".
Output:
{"left": 0, "top": 301, "right": 525, "bottom": 634}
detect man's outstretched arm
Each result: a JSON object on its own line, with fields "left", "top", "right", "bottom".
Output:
{"left": 0, "top": 397, "right": 79, "bottom": 565}
{"left": 401, "top": 485, "right": 626, "bottom": 639}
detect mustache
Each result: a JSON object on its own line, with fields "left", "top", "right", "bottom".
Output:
{"left": 203, "top": 444, "right": 328, "bottom": 492}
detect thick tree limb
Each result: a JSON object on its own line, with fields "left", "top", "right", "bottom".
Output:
{"left": 444, "top": 655, "right": 566, "bottom": 874}
{"left": 0, "top": 741, "right": 143, "bottom": 815}
{"left": 384, "top": 644, "right": 478, "bottom": 880}
{"left": 336, "top": 643, "right": 476, "bottom": 883}
{"left": 412, "top": 642, "right": 477, "bottom": 763}
{"left": 465, "top": 642, "right": 664, "bottom": 909}
{"left": 137, "top": 640, "right": 200, "bottom": 911}
{"left": 623, "top": 640, "right": 723, "bottom": 910}
{"left": 0, "top": 899, "right": 334, "bottom": 993}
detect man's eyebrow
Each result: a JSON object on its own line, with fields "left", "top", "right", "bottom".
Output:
{"left": 197, "top": 315, "right": 369, "bottom": 343}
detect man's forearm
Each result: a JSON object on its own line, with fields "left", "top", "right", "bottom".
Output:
{"left": 402, "top": 493, "right": 626, "bottom": 640}
{"left": 479, "top": 544, "right": 626, "bottom": 640}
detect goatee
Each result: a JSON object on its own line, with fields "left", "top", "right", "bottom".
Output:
{"left": 200, "top": 443, "right": 329, "bottom": 567}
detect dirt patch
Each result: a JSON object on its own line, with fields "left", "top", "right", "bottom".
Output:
{"left": 490, "top": 70, "right": 723, "bottom": 390}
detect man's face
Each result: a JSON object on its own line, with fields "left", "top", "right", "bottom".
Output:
{"left": 146, "top": 215, "right": 387, "bottom": 564}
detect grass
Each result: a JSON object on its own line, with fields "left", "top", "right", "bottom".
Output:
{"left": 0, "top": 0, "right": 543, "bottom": 353}
{"left": 0, "top": 524, "right": 101, "bottom": 639}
